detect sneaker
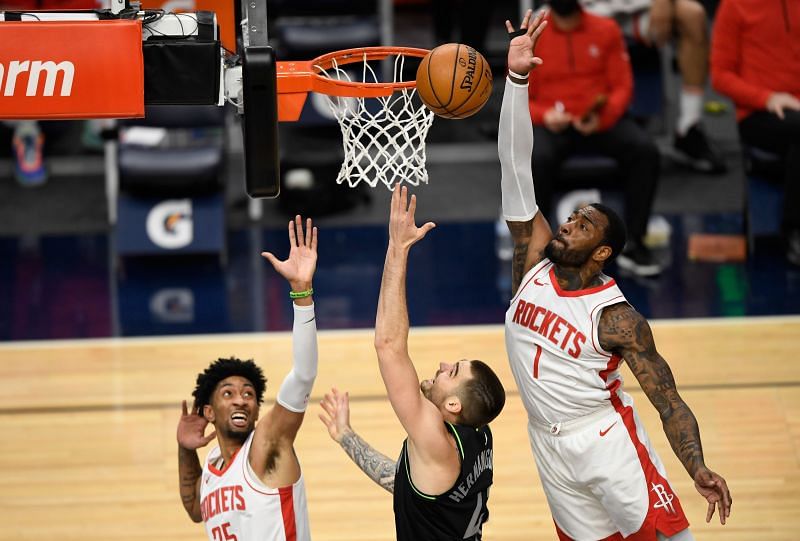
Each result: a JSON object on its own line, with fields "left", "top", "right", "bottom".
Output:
{"left": 788, "top": 230, "right": 800, "bottom": 267}
{"left": 673, "top": 124, "right": 727, "bottom": 174}
{"left": 12, "top": 132, "right": 46, "bottom": 187}
{"left": 616, "top": 244, "right": 664, "bottom": 277}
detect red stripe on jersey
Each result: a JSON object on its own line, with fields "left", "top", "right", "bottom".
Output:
{"left": 279, "top": 485, "right": 297, "bottom": 541}
{"left": 549, "top": 267, "right": 617, "bottom": 298}
{"left": 600, "top": 353, "right": 622, "bottom": 395}
{"left": 609, "top": 392, "right": 690, "bottom": 538}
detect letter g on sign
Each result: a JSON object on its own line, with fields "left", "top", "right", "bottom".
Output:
{"left": 146, "top": 199, "right": 193, "bottom": 249}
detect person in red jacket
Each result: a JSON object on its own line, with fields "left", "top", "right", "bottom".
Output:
{"left": 711, "top": 0, "right": 800, "bottom": 266}
{"left": 529, "top": 0, "right": 662, "bottom": 276}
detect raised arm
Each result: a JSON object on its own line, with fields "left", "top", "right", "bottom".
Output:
{"left": 374, "top": 187, "right": 452, "bottom": 457}
{"left": 500, "top": 10, "right": 552, "bottom": 293}
{"left": 319, "top": 388, "right": 396, "bottom": 493}
{"left": 252, "top": 216, "right": 319, "bottom": 484}
{"left": 598, "top": 303, "right": 732, "bottom": 525}
{"left": 176, "top": 400, "right": 217, "bottom": 522}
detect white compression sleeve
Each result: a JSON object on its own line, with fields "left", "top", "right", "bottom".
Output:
{"left": 277, "top": 303, "right": 318, "bottom": 412}
{"left": 498, "top": 75, "right": 539, "bottom": 222}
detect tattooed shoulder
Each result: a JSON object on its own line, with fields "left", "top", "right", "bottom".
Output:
{"left": 598, "top": 302, "right": 650, "bottom": 352}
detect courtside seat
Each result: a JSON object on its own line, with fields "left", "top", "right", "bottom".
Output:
{"left": 743, "top": 144, "right": 784, "bottom": 249}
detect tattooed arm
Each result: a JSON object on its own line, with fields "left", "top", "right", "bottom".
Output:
{"left": 319, "top": 388, "right": 396, "bottom": 493}
{"left": 506, "top": 213, "right": 553, "bottom": 294}
{"left": 598, "top": 303, "right": 732, "bottom": 525}
{"left": 176, "top": 400, "right": 216, "bottom": 522}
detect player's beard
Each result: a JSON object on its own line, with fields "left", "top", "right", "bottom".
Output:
{"left": 220, "top": 421, "right": 254, "bottom": 444}
{"left": 545, "top": 237, "right": 594, "bottom": 267}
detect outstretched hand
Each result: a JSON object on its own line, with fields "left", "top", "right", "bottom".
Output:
{"left": 177, "top": 400, "right": 216, "bottom": 450}
{"left": 318, "top": 387, "right": 352, "bottom": 444}
{"left": 389, "top": 186, "right": 435, "bottom": 250}
{"left": 261, "top": 215, "right": 318, "bottom": 291}
{"left": 694, "top": 466, "right": 732, "bottom": 525}
{"left": 505, "top": 9, "right": 547, "bottom": 76}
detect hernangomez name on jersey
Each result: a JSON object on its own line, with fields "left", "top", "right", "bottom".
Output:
{"left": 504, "top": 258, "right": 628, "bottom": 425}
{"left": 200, "top": 432, "right": 311, "bottom": 541}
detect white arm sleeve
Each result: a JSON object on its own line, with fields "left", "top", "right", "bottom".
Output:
{"left": 276, "top": 303, "right": 318, "bottom": 412}
{"left": 498, "top": 75, "right": 539, "bottom": 222}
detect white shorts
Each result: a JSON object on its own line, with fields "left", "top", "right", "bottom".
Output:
{"left": 528, "top": 392, "right": 689, "bottom": 540}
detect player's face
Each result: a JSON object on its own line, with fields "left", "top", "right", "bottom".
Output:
{"left": 420, "top": 360, "right": 473, "bottom": 405}
{"left": 209, "top": 376, "right": 259, "bottom": 442}
{"left": 545, "top": 206, "right": 608, "bottom": 267}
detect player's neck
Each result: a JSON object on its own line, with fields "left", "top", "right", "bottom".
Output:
{"left": 217, "top": 436, "right": 246, "bottom": 468}
{"left": 552, "top": 264, "right": 603, "bottom": 291}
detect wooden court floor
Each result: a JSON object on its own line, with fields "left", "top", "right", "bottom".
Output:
{"left": 0, "top": 316, "right": 798, "bottom": 540}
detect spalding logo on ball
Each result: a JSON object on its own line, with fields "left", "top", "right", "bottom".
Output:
{"left": 416, "top": 43, "right": 493, "bottom": 119}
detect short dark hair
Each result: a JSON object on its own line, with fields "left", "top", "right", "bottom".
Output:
{"left": 456, "top": 360, "right": 506, "bottom": 428}
{"left": 589, "top": 203, "right": 627, "bottom": 264}
{"left": 192, "top": 357, "right": 267, "bottom": 411}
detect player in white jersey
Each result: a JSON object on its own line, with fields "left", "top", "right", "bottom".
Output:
{"left": 176, "top": 215, "right": 319, "bottom": 541}
{"left": 500, "top": 11, "right": 731, "bottom": 540}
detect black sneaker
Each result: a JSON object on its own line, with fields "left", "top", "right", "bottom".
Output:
{"left": 617, "top": 244, "right": 664, "bottom": 277}
{"left": 673, "top": 125, "right": 727, "bottom": 174}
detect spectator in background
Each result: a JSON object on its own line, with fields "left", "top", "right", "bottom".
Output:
{"left": 528, "top": 0, "right": 662, "bottom": 277}
{"left": 711, "top": 0, "right": 800, "bottom": 266}
{"left": 581, "top": 0, "right": 727, "bottom": 174}
{"left": 2, "top": 0, "right": 104, "bottom": 187}
{"left": 3, "top": 121, "right": 46, "bottom": 187}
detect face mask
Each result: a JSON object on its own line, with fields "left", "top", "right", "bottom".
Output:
{"left": 549, "top": 0, "right": 581, "bottom": 16}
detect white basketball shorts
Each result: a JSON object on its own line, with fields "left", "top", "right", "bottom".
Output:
{"left": 527, "top": 393, "right": 689, "bottom": 540}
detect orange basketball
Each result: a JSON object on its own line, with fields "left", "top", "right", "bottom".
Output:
{"left": 415, "top": 43, "right": 493, "bottom": 119}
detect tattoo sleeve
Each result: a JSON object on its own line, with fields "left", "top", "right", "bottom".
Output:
{"left": 340, "top": 430, "right": 397, "bottom": 493}
{"left": 506, "top": 220, "right": 533, "bottom": 294}
{"left": 599, "top": 304, "right": 706, "bottom": 479}
{"left": 178, "top": 446, "right": 203, "bottom": 522}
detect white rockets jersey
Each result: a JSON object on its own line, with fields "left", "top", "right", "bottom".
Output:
{"left": 200, "top": 432, "right": 310, "bottom": 541}
{"left": 505, "top": 259, "right": 629, "bottom": 424}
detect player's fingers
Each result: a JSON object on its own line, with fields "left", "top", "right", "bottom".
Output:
{"left": 203, "top": 431, "right": 217, "bottom": 445}
{"left": 311, "top": 226, "right": 318, "bottom": 252}
{"left": 706, "top": 501, "right": 715, "bottom": 523}
{"left": 400, "top": 186, "right": 409, "bottom": 211}
{"left": 505, "top": 19, "right": 515, "bottom": 33}
{"left": 531, "top": 19, "right": 547, "bottom": 45}
{"left": 295, "top": 215, "right": 305, "bottom": 247}
{"left": 419, "top": 222, "right": 436, "bottom": 238}
{"left": 288, "top": 219, "right": 297, "bottom": 247}
{"left": 261, "top": 252, "right": 279, "bottom": 268}
{"left": 521, "top": 8, "right": 531, "bottom": 28}
{"left": 181, "top": 400, "right": 188, "bottom": 416}
{"left": 408, "top": 193, "right": 418, "bottom": 218}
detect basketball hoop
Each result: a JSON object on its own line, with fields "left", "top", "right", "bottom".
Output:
{"left": 276, "top": 47, "right": 434, "bottom": 190}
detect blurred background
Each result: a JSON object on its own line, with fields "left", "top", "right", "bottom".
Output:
{"left": 0, "top": 0, "right": 797, "bottom": 343}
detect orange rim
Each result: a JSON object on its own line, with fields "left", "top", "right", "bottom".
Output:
{"left": 276, "top": 46, "right": 430, "bottom": 99}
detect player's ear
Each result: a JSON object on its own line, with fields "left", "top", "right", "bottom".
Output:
{"left": 593, "top": 244, "right": 612, "bottom": 263}
{"left": 203, "top": 404, "right": 215, "bottom": 422}
{"left": 444, "top": 396, "right": 462, "bottom": 415}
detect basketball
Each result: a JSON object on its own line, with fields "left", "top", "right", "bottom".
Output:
{"left": 415, "top": 43, "right": 493, "bottom": 119}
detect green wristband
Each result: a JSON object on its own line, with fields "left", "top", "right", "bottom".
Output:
{"left": 289, "top": 288, "right": 314, "bottom": 299}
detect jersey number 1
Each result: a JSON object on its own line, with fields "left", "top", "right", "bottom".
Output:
{"left": 532, "top": 344, "right": 542, "bottom": 379}
{"left": 211, "top": 522, "right": 238, "bottom": 541}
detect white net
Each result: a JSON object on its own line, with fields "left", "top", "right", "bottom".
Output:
{"left": 315, "top": 51, "right": 435, "bottom": 190}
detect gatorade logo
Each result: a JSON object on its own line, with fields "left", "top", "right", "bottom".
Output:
{"left": 0, "top": 60, "right": 75, "bottom": 97}
{"left": 150, "top": 288, "right": 194, "bottom": 323}
{"left": 146, "top": 199, "right": 193, "bottom": 249}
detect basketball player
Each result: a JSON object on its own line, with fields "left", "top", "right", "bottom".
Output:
{"left": 176, "top": 215, "right": 319, "bottom": 541}
{"left": 500, "top": 11, "right": 731, "bottom": 540}
{"left": 318, "top": 186, "right": 506, "bottom": 540}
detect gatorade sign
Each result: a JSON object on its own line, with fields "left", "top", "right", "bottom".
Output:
{"left": 0, "top": 20, "right": 144, "bottom": 119}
